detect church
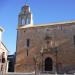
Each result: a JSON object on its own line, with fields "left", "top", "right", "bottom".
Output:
{"left": 15, "top": 4, "right": 75, "bottom": 73}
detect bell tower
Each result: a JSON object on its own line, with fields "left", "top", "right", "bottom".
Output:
{"left": 18, "top": 4, "right": 33, "bottom": 26}
{"left": 15, "top": 3, "right": 34, "bottom": 72}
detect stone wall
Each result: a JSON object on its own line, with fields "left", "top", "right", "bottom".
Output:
{"left": 15, "top": 23, "right": 75, "bottom": 73}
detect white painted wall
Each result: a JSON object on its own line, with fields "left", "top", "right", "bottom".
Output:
{"left": 0, "top": 31, "right": 2, "bottom": 41}
{"left": 0, "top": 27, "right": 8, "bottom": 73}
{"left": 0, "top": 27, "right": 4, "bottom": 41}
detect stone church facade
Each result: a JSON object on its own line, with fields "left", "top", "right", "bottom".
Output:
{"left": 15, "top": 4, "right": 75, "bottom": 73}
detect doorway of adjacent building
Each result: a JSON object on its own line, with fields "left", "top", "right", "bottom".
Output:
{"left": 45, "top": 57, "right": 53, "bottom": 71}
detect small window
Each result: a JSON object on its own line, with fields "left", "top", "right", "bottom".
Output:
{"left": 73, "top": 35, "right": 75, "bottom": 45}
{"left": 27, "top": 39, "right": 30, "bottom": 47}
{"left": 2, "top": 52, "right": 5, "bottom": 63}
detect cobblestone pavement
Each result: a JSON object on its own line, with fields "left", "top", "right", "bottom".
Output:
{"left": 0, "top": 72, "right": 74, "bottom": 75}
{"left": 5, "top": 72, "right": 74, "bottom": 75}
{"left": 6, "top": 72, "right": 35, "bottom": 75}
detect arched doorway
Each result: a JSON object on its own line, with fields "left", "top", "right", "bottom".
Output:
{"left": 45, "top": 57, "right": 53, "bottom": 71}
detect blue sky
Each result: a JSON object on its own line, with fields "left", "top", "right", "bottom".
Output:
{"left": 0, "top": 0, "right": 75, "bottom": 54}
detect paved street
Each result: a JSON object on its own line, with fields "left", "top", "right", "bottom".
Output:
{"left": 4, "top": 72, "right": 74, "bottom": 75}
{"left": 7, "top": 72, "right": 34, "bottom": 75}
{"left": 0, "top": 72, "right": 75, "bottom": 75}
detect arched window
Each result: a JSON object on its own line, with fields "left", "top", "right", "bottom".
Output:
{"left": 45, "top": 57, "right": 53, "bottom": 71}
{"left": 22, "top": 19, "right": 25, "bottom": 25}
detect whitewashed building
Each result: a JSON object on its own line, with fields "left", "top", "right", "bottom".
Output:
{"left": 0, "top": 27, "right": 8, "bottom": 73}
